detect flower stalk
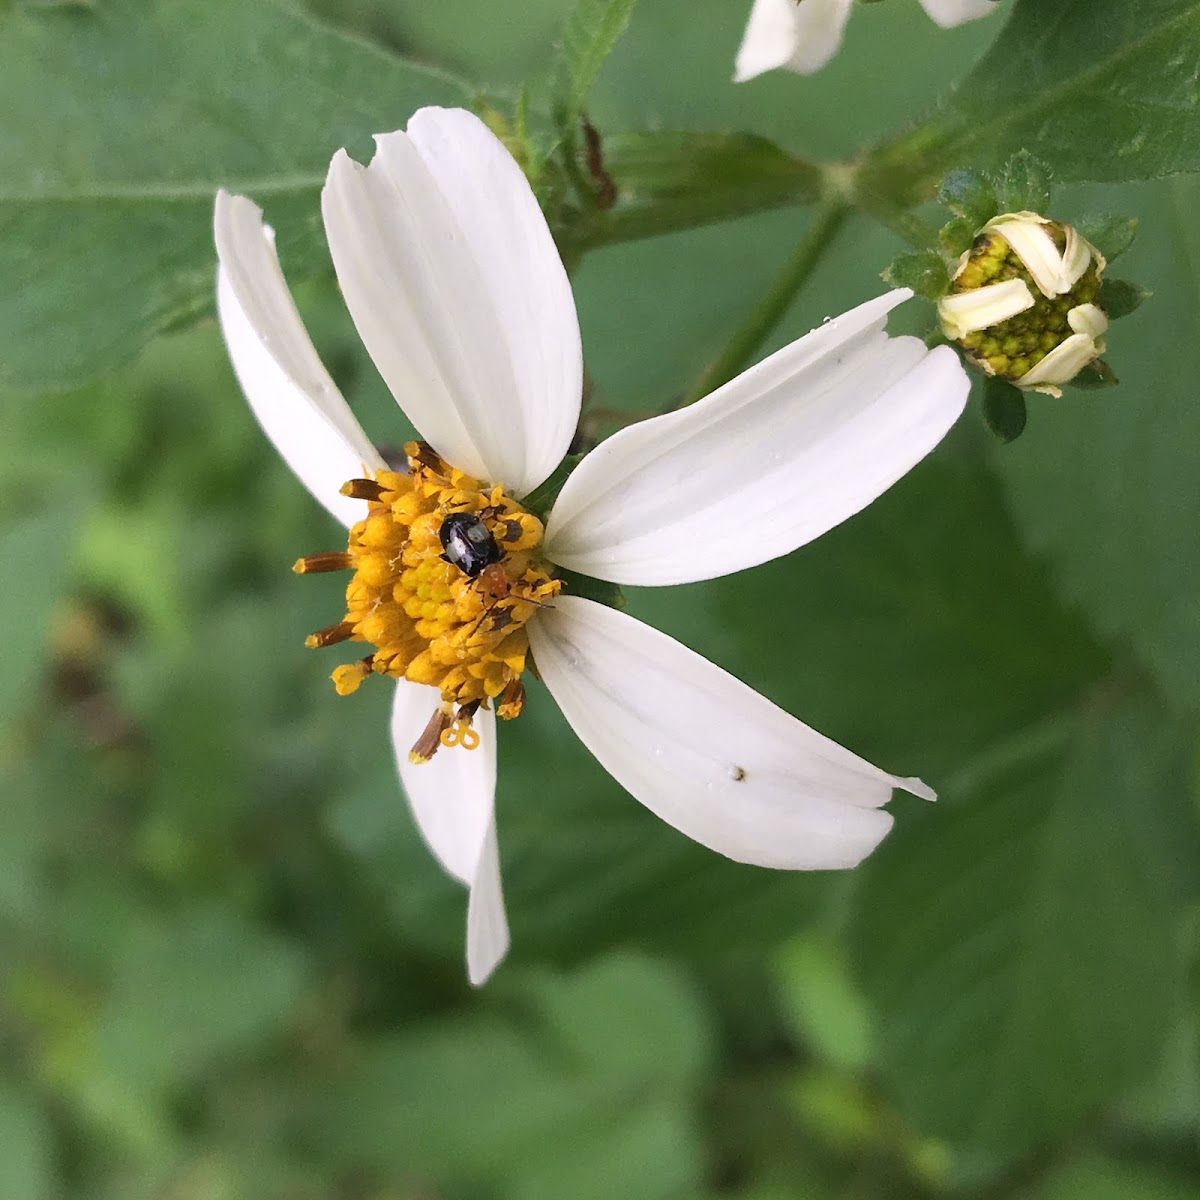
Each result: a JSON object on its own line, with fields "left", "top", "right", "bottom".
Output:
{"left": 677, "top": 199, "right": 850, "bottom": 409}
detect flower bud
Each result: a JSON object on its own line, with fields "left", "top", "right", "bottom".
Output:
{"left": 937, "top": 212, "right": 1108, "bottom": 397}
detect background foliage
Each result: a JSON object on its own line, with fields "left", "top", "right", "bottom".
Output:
{"left": 2, "top": 1, "right": 1199, "bottom": 1197}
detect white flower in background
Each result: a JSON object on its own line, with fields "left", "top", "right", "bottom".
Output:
{"left": 735, "top": 0, "right": 999, "bottom": 81}
{"left": 215, "top": 106, "right": 969, "bottom": 985}
{"left": 938, "top": 212, "right": 1108, "bottom": 395}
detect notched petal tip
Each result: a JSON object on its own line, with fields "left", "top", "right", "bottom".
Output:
{"left": 897, "top": 776, "right": 937, "bottom": 803}
{"left": 321, "top": 106, "right": 582, "bottom": 497}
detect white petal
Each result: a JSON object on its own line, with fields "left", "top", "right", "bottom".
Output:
{"left": 992, "top": 216, "right": 1068, "bottom": 298}
{"left": 530, "top": 597, "right": 929, "bottom": 870}
{"left": 735, "top": 0, "right": 855, "bottom": 81}
{"left": 391, "top": 680, "right": 497, "bottom": 885}
{"left": 783, "top": 0, "right": 855, "bottom": 73}
{"left": 918, "top": 0, "right": 999, "bottom": 27}
{"left": 1059, "top": 224, "right": 1094, "bottom": 290}
{"left": 1016, "top": 333, "right": 1102, "bottom": 390}
{"left": 390, "top": 681, "right": 510, "bottom": 983}
{"left": 735, "top": 0, "right": 801, "bottom": 80}
{"left": 543, "top": 292, "right": 968, "bottom": 586}
{"left": 214, "top": 190, "right": 383, "bottom": 526}
{"left": 1068, "top": 302, "right": 1109, "bottom": 340}
{"left": 466, "top": 820, "right": 510, "bottom": 986}
{"left": 322, "top": 108, "right": 581, "bottom": 496}
{"left": 939, "top": 277, "right": 1035, "bottom": 338}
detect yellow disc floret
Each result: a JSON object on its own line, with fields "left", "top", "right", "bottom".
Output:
{"left": 293, "top": 442, "right": 560, "bottom": 756}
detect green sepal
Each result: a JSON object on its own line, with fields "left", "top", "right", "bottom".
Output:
{"left": 937, "top": 168, "right": 998, "bottom": 228}
{"left": 1077, "top": 213, "right": 1138, "bottom": 262}
{"left": 1098, "top": 278, "right": 1151, "bottom": 320}
{"left": 569, "top": 131, "right": 822, "bottom": 251}
{"left": 521, "top": 453, "right": 585, "bottom": 522}
{"left": 998, "top": 151, "right": 1053, "bottom": 214}
{"left": 939, "top": 217, "right": 977, "bottom": 258}
{"left": 882, "top": 251, "right": 950, "bottom": 300}
{"left": 1069, "top": 360, "right": 1120, "bottom": 389}
{"left": 555, "top": 568, "right": 626, "bottom": 611}
{"left": 982, "top": 377, "right": 1028, "bottom": 444}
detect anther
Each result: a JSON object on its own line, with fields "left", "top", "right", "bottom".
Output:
{"left": 340, "top": 478, "right": 387, "bottom": 501}
{"left": 498, "top": 678, "right": 525, "bottom": 720}
{"left": 331, "top": 656, "right": 374, "bottom": 696}
{"left": 305, "top": 621, "right": 355, "bottom": 649}
{"left": 410, "top": 708, "right": 452, "bottom": 764}
{"left": 293, "top": 552, "right": 353, "bottom": 574}
{"left": 407, "top": 441, "right": 444, "bottom": 471}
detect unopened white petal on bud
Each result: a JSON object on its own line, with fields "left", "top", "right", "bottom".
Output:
{"left": 1014, "top": 304, "right": 1110, "bottom": 396}
{"left": 989, "top": 214, "right": 1069, "bottom": 298}
{"left": 1060, "top": 225, "right": 1097, "bottom": 291}
{"left": 1067, "top": 302, "right": 1109, "bottom": 341}
{"left": 939, "top": 278, "right": 1035, "bottom": 340}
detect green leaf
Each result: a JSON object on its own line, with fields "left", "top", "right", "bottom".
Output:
{"left": 553, "top": 0, "right": 639, "bottom": 135}
{"left": 522, "top": 953, "right": 713, "bottom": 1084}
{"left": 866, "top": 0, "right": 1200, "bottom": 201}
{"left": 982, "top": 376, "right": 1028, "bottom": 443}
{"left": 849, "top": 697, "right": 1198, "bottom": 1158}
{"left": 773, "top": 937, "right": 873, "bottom": 1072}
{"left": 1068, "top": 358, "right": 1120, "bottom": 388}
{"left": 998, "top": 150, "right": 1053, "bottom": 214}
{"left": 0, "top": 0, "right": 469, "bottom": 393}
{"left": 0, "top": 497, "right": 80, "bottom": 723}
{"left": 91, "top": 906, "right": 308, "bottom": 1094}
{"left": 881, "top": 250, "right": 950, "bottom": 299}
{"left": 0, "top": 1087, "right": 52, "bottom": 1200}
{"left": 1099, "top": 276, "right": 1153, "bottom": 318}
{"left": 937, "top": 168, "right": 998, "bottom": 227}
{"left": 317, "top": 954, "right": 710, "bottom": 1200}
{"left": 575, "top": 131, "right": 822, "bottom": 248}
{"left": 939, "top": 215, "right": 978, "bottom": 256}
{"left": 1036, "top": 1156, "right": 1200, "bottom": 1200}
{"left": 996, "top": 176, "right": 1200, "bottom": 711}
{"left": 1078, "top": 212, "right": 1140, "bottom": 261}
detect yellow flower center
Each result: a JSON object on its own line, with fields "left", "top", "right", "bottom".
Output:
{"left": 294, "top": 441, "right": 561, "bottom": 759}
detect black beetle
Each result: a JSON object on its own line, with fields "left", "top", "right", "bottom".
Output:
{"left": 439, "top": 512, "right": 504, "bottom": 579}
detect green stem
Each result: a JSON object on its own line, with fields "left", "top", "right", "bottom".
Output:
{"left": 857, "top": 199, "right": 941, "bottom": 251}
{"left": 674, "top": 199, "right": 850, "bottom": 409}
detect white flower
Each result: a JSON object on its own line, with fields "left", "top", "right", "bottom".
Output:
{"left": 735, "top": 0, "right": 999, "bottom": 81}
{"left": 215, "top": 106, "right": 969, "bottom": 985}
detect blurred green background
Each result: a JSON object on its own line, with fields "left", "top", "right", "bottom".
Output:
{"left": 3, "top": 1, "right": 1199, "bottom": 1197}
